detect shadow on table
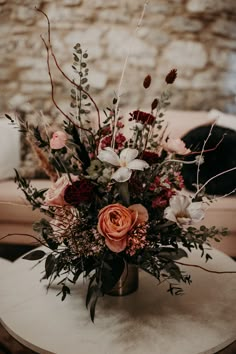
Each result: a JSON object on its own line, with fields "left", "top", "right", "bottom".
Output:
{"left": 0, "top": 245, "right": 235, "bottom": 354}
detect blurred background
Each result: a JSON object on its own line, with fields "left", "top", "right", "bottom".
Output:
{"left": 1, "top": 0, "right": 236, "bottom": 112}
{"left": 0, "top": 0, "right": 236, "bottom": 177}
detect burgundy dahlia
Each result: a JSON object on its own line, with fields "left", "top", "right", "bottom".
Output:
{"left": 130, "top": 110, "right": 156, "bottom": 125}
{"left": 64, "top": 179, "right": 94, "bottom": 206}
{"left": 142, "top": 151, "right": 160, "bottom": 165}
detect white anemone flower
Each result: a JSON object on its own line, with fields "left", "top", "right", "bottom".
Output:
{"left": 97, "top": 147, "right": 149, "bottom": 183}
{"left": 164, "top": 194, "right": 205, "bottom": 227}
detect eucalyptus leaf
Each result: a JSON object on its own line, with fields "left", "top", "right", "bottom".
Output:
{"left": 61, "top": 284, "right": 71, "bottom": 301}
{"left": 45, "top": 253, "right": 56, "bottom": 279}
{"left": 23, "top": 250, "right": 46, "bottom": 261}
{"left": 158, "top": 247, "right": 188, "bottom": 260}
{"left": 86, "top": 284, "right": 98, "bottom": 309}
{"left": 90, "top": 295, "right": 98, "bottom": 323}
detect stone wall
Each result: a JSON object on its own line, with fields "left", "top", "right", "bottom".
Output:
{"left": 1, "top": 0, "right": 236, "bottom": 119}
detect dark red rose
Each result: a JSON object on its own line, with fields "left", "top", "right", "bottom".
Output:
{"left": 64, "top": 179, "right": 94, "bottom": 206}
{"left": 142, "top": 151, "right": 160, "bottom": 164}
{"left": 130, "top": 110, "right": 156, "bottom": 125}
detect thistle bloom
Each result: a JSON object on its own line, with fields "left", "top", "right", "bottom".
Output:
{"left": 97, "top": 147, "right": 149, "bottom": 183}
{"left": 164, "top": 194, "right": 205, "bottom": 227}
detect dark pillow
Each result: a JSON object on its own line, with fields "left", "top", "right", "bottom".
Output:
{"left": 181, "top": 125, "right": 236, "bottom": 196}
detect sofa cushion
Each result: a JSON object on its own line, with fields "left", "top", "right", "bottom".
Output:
{"left": 0, "top": 179, "right": 50, "bottom": 223}
{"left": 0, "top": 118, "right": 20, "bottom": 180}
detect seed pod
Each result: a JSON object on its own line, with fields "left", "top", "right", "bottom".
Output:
{"left": 165, "top": 69, "right": 177, "bottom": 84}
{"left": 143, "top": 74, "right": 152, "bottom": 89}
{"left": 151, "top": 98, "right": 159, "bottom": 110}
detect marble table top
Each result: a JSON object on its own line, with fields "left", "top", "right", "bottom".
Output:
{"left": 0, "top": 247, "right": 235, "bottom": 354}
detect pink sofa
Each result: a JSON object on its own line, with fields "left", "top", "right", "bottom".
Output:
{"left": 0, "top": 110, "right": 235, "bottom": 256}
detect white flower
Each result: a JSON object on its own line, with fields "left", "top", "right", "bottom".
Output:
{"left": 195, "top": 155, "right": 204, "bottom": 165}
{"left": 131, "top": 122, "right": 144, "bottom": 131}
{"left": 97, "top": 147, "right": 149, "bottom": 182}
{"left": 164, "top": 194, "right": 205, "bottom": 227}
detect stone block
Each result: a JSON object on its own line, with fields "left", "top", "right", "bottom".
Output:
{"left": 210, "top": 48, "right": 229, "bottom": 69}
{"left": 88, "top": 69, "right": 107, "bottom": 90}
{"left": 64, "top": 27, "right": 106, "bottom": 59}
{"left": 19, "top": 68, "right": 49, "bottom": 83}
{"left": 186, "top": 0, "right": 236, "bottom": 13}
{"left": 192, "top": 70, "right": 219, "bottom": 89}
{"left": 220, "top": 72, "right": 236, "bottom": 94}
{"left": 107, "top": 28, "right": 157, "bottom": 68}
{"left": 212, "top": 19, "right": 236, "bottom": 39}
{"left": 228, "top": 53, "right": 236, "bottom": 73}
{"left": 167, "top": 16, "right": 203, "bottom": 32}
{"left": 64, "top": 0, "right": 82, "bottom": 5}
{"left": 162, "top": 40, "right": 207, "bottom": 69}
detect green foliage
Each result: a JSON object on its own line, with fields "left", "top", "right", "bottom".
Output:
{"left": 70, "top": 43, "right": 91, "bottom": 121}
{"left": 33, "top": 126, "right": 49, "bottom": 148}
{"left": 14, "top": 170, "right": 49, "bottom": 213}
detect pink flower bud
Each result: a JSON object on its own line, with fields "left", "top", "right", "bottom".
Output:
{"left": 50, "top": 131, "right": 67, "bottom": 150}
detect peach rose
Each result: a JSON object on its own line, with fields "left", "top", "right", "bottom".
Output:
{"left": 44, "top": 174, "right": 78, "bottom": 207}
{"left": 97, "top": 203, "right": 148, "bottom": 253}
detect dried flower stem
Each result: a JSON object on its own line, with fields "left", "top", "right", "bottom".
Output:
{"left": 186, "top": 133, "right": 225, "bottom": 156}
{"left": 196, "top": 122, "right": 215, "bottom": 190}
{"left": 36, "top": 7, "right": 101, "bottom": 132}
{"left": 28, "top": 137, "right": 58, "bottom": 181}
{"left": 194, "top": 166, "right": 236, "bottom": 199}
{"left": 112, "top": 1, "right": 149, "bottom": 147}
{"left": 175, "top": 260, "right": 236, "bottom": 274}
{"left": 0, "top": 233, "right": 44, "bottom": 246}
{"left": 40, "top": 35, "right": 96, "bottom": 145}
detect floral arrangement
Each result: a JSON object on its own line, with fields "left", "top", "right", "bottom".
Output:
{"left": 5, "top": 8, "right": 234, "bottom": 322}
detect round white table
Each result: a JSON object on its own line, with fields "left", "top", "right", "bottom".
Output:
{"left": 0, "top": 247, "right": 235, "bottom": 354}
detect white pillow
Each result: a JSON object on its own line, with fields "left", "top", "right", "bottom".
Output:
{"left": 0, "top": 118, "right": 20, "bottom": 179}
{"left": 208, "top": 109, "right": 236, "bottom": 132}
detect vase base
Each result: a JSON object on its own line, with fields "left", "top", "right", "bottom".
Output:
{"left": 106, "top": 264, "right": 139, "bottom": 296}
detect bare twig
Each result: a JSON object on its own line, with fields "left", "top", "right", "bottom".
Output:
{"left": 194, "top": 166, "right": 236, "bottom": 199}
{"left": 36, "top": 7, "right": 101, "bottom": 132}
{"left": 175, "top": 260, "right": 236, "bottom": 274}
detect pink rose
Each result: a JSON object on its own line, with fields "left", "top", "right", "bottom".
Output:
{"left": 97, "top": 203, "right": 148, "bottom": 253}
{"left": 162, "top": 138, "right": 191, "bottom": 155}
{"left": 50, "top": 131, "right": 67, "bottom": 150}
{"left": 44, "top": 174, "right": 78, "bottom": 207}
